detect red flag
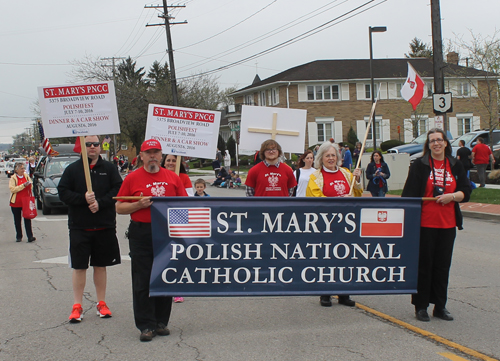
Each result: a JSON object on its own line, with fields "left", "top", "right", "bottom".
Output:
{"left": 401, "top": 62, "right": 424, "bottom": 110}
{"left": 73, "top": 137, "right": 81, "bottom": 153}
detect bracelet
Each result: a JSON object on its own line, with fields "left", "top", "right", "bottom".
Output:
{"left": 452, "top": 194, "right": 456, "bottom": 201}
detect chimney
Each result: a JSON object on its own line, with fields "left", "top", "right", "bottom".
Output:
{"left": 446, "top": 52, "right": 459, "bottom": 65}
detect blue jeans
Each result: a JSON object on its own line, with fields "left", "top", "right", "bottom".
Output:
{"left": 370, "top": 188, "right": 385, "bottom": 197}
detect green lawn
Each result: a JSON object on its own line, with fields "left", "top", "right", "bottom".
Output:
{"left": 387, "top": 188, "right": 500, "bottom": 205}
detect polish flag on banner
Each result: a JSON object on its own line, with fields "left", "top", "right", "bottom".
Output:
{"left": 400, "top": 62, "right": 424, "bottom": 111}
{"left": 168, "top": 208, "right": 211, "bottom": 238}
{"left": 360, "top": 208, "right": 404, "bottom": 238}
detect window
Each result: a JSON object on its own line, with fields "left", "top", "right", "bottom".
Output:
{"left": 457, "top": 82, "right": 470, "bottom": 97}
{"left": 259, "top": 91, "right": 266, "bottom": 106}
{"left": 244, "top": 94, "right": 254, "bottom": 105}
{"left": 306, "top": 84, "right": 340, "bottom": 101}
{"left": 365, "top": 116, "right": 381, "bottom": 141}
{"left": 396, "top": 83, "right": 403, "bottom": 98}
{"left": 271, "top": 88, "right": 279, "bottom": 105}
{"left": 364, "top": 83, "right": 379, "bottom": 99}
{"left": 457, "top": 117, "right": 472, "bottom": 136}
{"left": 427, "top": 82, "right": 433, "bottom": 97}
{"left": 317, "top": 121, "right": 334, "bottom": 142}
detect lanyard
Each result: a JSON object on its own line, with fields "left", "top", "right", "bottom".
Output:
{"left": 430, "top": 156, "right": 446, "bottom": 189}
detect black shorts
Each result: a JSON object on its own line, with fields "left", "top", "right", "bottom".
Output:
{"left": 69, "top": 228, "right": 121, "bottom": 269}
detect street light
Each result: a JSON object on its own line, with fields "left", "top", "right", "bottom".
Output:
{"left": 369, "top": 26, "right": 387, "bottom": 150}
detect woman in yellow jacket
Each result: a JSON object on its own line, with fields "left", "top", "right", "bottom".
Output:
{"left": 9, "top": 162, "right": 36, "bottom": 242}
{"left": 306, "top": 141, "right": 362, "bottom": 307}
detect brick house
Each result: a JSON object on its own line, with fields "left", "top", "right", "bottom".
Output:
{"left": 229, "top": 55, "right": 497, "bottom": 149}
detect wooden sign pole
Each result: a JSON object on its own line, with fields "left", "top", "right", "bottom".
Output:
{"left": 79, "top": 136, "right": 93, "bottom": 193}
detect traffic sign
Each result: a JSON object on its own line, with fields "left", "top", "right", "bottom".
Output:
{"left": 433, "top": 92, "right": 453, "bottom": 114}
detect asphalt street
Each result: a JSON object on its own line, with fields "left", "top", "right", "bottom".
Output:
{"left": 0, "top": 174, "right": 498, "bottom": 361}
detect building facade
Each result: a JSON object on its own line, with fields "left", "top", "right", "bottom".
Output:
{"left": 229, "top": 57, "right": 497, "bottom": 149}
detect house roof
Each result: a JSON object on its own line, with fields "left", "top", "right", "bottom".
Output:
{"left": 234, "top": 58, "right": 493, "bottom": 93}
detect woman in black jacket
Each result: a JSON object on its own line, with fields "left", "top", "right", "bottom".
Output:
{"left": 365, "top": 150, "right": 390, "bottom": 197}
{"left": 402, "top": 128, "right": 470, "bottom": 322}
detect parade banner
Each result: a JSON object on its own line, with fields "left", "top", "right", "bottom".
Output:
{"left": 149, "top": 197, "right": 421, "bottom": 297}
{"left": 145, "top": 104, "right": 221, "bottom": 158}
{"left": 37, "top": 81, "right": 120, "bottom": 138}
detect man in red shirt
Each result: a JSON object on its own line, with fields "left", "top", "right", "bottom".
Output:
{"left": 245, "top": 139, "right": 297, "bottom": 197}
{"left": 116, "top": 139, "right": 187, "bottom": 342}
{"left": 472, "top": 137, "right": 495, "bottom": 187}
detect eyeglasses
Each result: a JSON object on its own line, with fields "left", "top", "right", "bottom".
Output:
{"left": 429, "top": 138, "right": 445, "bottom": 144}
{"left": 265, "top": 148, "right": 278, "bottom": 152}
{"left": 85, "top": 142, "right": 100, "bottom": 147}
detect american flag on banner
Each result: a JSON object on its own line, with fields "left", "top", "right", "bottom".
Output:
{"left": 37, "top": 119, "right": 59, "bottom": 156}
{"left": 168, "top": 208, "right": 211, "bottom": 238}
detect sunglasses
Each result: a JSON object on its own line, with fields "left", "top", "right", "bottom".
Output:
{"left": 85, "top": 142, "right": 100, "bottom": 147}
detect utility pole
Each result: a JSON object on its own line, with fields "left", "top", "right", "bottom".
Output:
{"left": 431, "top": 0, "right": 447, "bottom": 132}
{"left": 145, "top": 1, "right": 187, "bottom": 107}
{"left": 101, "top": 57, "right": 125, "bottom": 158}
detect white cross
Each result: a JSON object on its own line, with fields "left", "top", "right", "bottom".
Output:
{"left": 247, "top": 113, "right": 300, "bottom": 140}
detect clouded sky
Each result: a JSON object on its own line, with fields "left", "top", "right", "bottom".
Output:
{"left": 1, "top": 0, "right": 499, "bottom": 143}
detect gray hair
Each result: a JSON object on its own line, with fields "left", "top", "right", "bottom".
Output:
{"left": 314, "top": 141, "right": 342, "bottom": 169}
{"left": 14, "top": 162, "right": 26, "bottom": 171}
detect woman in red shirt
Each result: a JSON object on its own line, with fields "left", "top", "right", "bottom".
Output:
{"left": 162, "top": 154, "right": 194, "bottom": 197}
{"left": 9, "top": 162, "right": 36, "bottom": 242}
{"left": 402, "top": 129, "right": 470, "bottom": 322}
{"left": 306, "top": 142, "right": 363, "bottom": 308}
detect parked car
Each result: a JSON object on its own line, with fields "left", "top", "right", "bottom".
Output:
{"left": 387, "top": 131, "right": 453, "bottom": 156}
{"left": 5, "top": 157, "right": 28, "bottom": 177}
{"left": 32, "top": 154, "right": 79, "bottom": 215}
{"left": 450, "top": 129, "right": 500, "bottom": 156}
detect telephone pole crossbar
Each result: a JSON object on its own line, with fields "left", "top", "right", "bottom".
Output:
{"left": 144, "top": 1, "right": 186, "bottom": 106}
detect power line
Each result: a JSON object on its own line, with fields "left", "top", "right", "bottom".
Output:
{"left": 176, "top": 0, "right": 278, "bottom": 51}
{"left": 176, "top": 0, "right": 350, "bottom": 73}
{"left": 178, "top": 0, "right": 385, "bottom": 80}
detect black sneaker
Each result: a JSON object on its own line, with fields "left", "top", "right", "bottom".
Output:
{"left": 28, "top": 237, "right": 36, "bottom": 243}
{"left": 16, "top": 238, "right": 22, "bottom": 242}
{"left": 338, "top": 296, "right": 356, "bottom": 307}
{"left": 415, "top": 309, "right": 430, "bottom": 322}
{"left": 140, "top": 329, "right": 157, "bottom": 342}
{"left": 320, "top": 295, "right": 332, "bottom": 307}
{"left": 433, "top": 307, "right": 453, "bottom": 321}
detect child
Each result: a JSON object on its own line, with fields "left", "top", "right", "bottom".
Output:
{"left": 194, "top": 178, "right": 210, "bottom": 197}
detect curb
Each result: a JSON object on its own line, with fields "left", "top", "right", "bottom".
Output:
{"left": 461, "top": 210, "right": 500, "bottom": 221}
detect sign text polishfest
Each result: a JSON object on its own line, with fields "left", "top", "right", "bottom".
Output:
{"left": 149, "top": 197, "right": 421, "bottom": 297}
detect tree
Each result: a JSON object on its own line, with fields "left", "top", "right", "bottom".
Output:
{"left": 405, "top": 37, "right": 433, "bottom": 59}
{"left": 226, "top": 136, "right": 236, "bottom": 162}
{"left": 451, "top": 31, "right": 500, "bottom": 148}
{"left": 69, "top": 54, "right": 113, "bottom": 82}
{"left": 217, "top": 134, "right": 226, "bottom": 154}
{"left": 115, "top": 57, "right": 149, "bottom": 154}
{"left": 347, "top": 126, "right": 358, "bottom": 145}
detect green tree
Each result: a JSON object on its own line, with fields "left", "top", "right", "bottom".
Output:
{"left": 217, "top": 134, "right": 226, "bottom": 154}
{"left": 115, "top": 57, "right": 148, "bottom": 154}
{"left": 347, "top": 126, "right": 358, "bottom": 145}
{"left": 226, "top": 136, "right": 236, "bottom": 162}
{"left": 405, "top": 37, "right": 433, "bottom": 58}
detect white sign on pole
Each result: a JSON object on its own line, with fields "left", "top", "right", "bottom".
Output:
{"left": 434, "top": 115, "right": 444, "bottom": 130}
{"left": 38, "top": 81, "right": 120, "bottom": 138}
{"left": 239, "top": 105, "right": 307, "bottom": 153}
{"left": 145, "top": 104, "right": 221, "bottom": 158}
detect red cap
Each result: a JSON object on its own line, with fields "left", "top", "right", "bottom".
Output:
{"left": 141, "top": 139, "right": 162, "bottom": 152}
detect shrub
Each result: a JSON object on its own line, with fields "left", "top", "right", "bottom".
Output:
{"left": 380, "top": 139, "right": 404, "bottom": 152}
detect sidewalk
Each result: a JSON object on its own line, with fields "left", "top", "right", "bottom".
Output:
{"left": 189, "top": 169, "right": 500, "bottom": 221}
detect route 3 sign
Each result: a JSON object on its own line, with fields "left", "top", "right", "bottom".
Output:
{"left": 433, "top": 92, "right": 453, "bottom": 114}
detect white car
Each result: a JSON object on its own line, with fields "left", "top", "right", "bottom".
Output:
{"left": 5, "top": 158, "right": 28, "bottom": 177}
